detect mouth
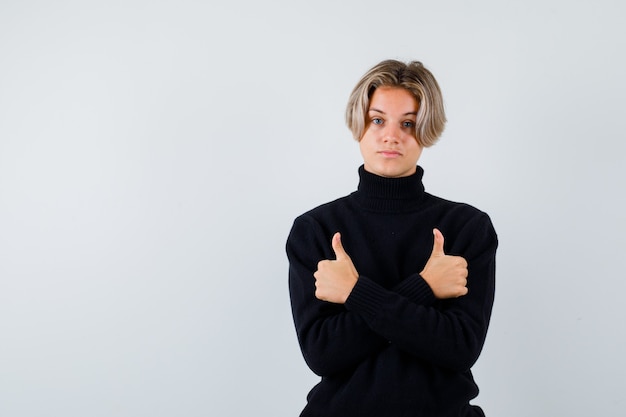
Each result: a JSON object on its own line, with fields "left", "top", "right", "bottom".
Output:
{"left": 378, "top": 150, "right": 402, "bottom": 158}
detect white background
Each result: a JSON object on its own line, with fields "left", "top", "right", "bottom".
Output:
{"left": 1, "top": 1, "right": 625, "bottom": 416}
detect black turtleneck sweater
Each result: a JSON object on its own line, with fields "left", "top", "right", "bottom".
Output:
{"left": 287, "top": 166, "right": 498, "bottom": 417}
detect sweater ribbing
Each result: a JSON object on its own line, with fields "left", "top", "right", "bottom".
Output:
{"left": 351, "top": 165, "right": 426, "bottom": 212}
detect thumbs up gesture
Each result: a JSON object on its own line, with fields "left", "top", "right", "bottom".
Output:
{"left": 420, "top": 228, "right": 469, "bottom": 299}
{"left": 314, "top": 232, "right": 359, "bottom": 304}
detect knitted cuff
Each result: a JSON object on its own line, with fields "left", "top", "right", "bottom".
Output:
{"left": 393, "top": 273, "right": 436, "bottom": 306}
{"left": 344, "top": 276, "right": 388, "bottom": 322}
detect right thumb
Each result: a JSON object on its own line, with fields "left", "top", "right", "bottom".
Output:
{"left": 431, "top": 228, "right": 445, "bottom": 256}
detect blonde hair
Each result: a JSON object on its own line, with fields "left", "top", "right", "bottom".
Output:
{"left": 345, "top": 60, "right": 446, "bottom": 147}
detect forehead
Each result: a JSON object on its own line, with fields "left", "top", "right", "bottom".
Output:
{"left": 369, "top": 87, "right": 419, "bottom": 112}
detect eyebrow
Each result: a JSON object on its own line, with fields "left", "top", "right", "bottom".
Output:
{"left": 369, "top": 107, "right": 417, "bottom": 116}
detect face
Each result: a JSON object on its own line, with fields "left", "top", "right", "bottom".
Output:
{"left": 359, "top": 87, "right": 422, "bottom": 178}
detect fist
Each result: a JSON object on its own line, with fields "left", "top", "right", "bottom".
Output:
{"left": 420, "top": 228, "right": 469, "bottom": 299}
{"left": 313, "top": 232, "right": 359, "bottom": 304}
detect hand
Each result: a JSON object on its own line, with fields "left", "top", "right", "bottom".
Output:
{"left": 420, "top": 228, "right": 469, "bottom": 299}
{"left": 313, "top": 232, "right": 359, "bottom": 304}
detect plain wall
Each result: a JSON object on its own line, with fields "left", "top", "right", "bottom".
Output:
{"left": 1, "top": 0, "right": 625, "bottom": 415}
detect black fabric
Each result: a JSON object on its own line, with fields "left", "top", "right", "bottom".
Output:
{"left": 287, "top": 165, "right": 498, "bottom": 417}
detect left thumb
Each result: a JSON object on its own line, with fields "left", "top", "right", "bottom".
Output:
{"left": 331, "top": 232, "right": 349, "bottom": 260}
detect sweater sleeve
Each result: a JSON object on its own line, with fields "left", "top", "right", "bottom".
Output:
{"left": 344, "top": 213, "right": 498, "bottom": 372}
{"left": 287, "top": 215, "right": 388, "bottom": 377}
{"left": 392, "top": 272, "right": 436, "bottom": 305}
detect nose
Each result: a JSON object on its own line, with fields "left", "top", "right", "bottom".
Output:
{"left": 383, "top": 124, "right": 401, "bottom": 143}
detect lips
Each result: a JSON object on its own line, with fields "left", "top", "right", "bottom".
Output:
{"left": 379, "top": 150, "right": 402, "bottom": 158}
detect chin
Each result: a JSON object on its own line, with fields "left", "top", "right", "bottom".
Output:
{"left": 375, "top": 169, "right": 406, "bottom": 178}
{"left": 364, "top": 161, "right": 416, "bottom": 178}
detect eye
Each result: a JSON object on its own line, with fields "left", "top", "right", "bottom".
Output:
{"left": 402, "top": 121, "right": 416, "bottom": 128}
{"left": 371, "top": 117, "right": 383, "bottom": 125}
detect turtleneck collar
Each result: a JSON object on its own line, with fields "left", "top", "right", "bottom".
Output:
{"left": 350, "top": 165, "right": 426, "bottom": 212}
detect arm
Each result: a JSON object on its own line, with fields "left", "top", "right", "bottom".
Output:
{"left": 392, "top": 273, "right": 437, "bottom": 306}
{"left": 345, "top": 214, "right": 498, "bottom": 372}
{"left": 287, "top": 215, "right": 388, "bottom": 377}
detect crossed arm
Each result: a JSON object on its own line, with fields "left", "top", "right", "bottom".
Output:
{"left": 287, "top": 215, "right": 497, "bottom": 376}
{"left": 315, "top": 228, "right": 468, "bottom": 304}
